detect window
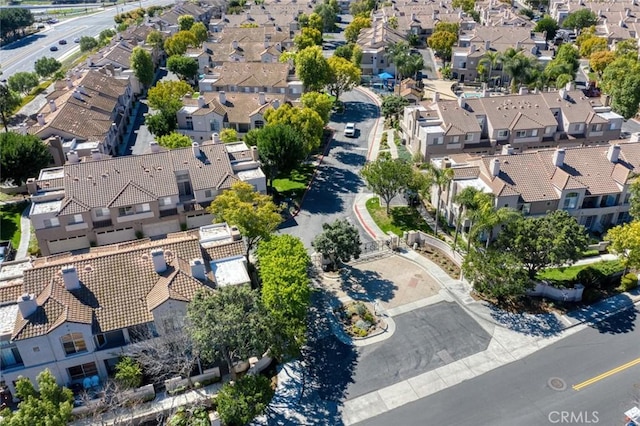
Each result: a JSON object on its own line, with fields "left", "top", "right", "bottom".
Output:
{"left": 609, "top": 122, "right": 618, "bottom": 130}
{"left": 61, "top": 333, "right": 87, "bottom": 356}
{"left": 67, "top": 362, "right": 98, "bottom": 381}
{"left": 452, "top": 136, "right": 460, "bottom": 143}
{"left": 591, "top": 123, "right": 602, "bottom": 132}
{"left": 204, "top": 189, "right": 213, "bottom": 198}
{"left": 185, "top": 116, "right": 194, "bottom": 131}
{"left": 95, "top": 208, "right": 110, "bottom": 217}
{"left": 497, "top": 130, "right": 508, "bottom": 137}
{"left": 573, "top": 123, "right": 584, "bottom": 132}
{"left": 118, "top": 206, "right": 135, "bottom": 216}
{"left": 624, "top": 193, "right": 631, "bottom": 204}
{"left": 210, "top": 120, "right": 219, "bottom": 131}
{"left": 70, "top": 214, "right": 83, "bottom": 224}
{"left": 516, "top": 130, "right": 526, "bottom": 138}
{"left": 531, "top": 129, "right": 538, "bottom": 137}
{"left": 1, "top": 339, "right": 23, "bottom": 369}
{"left": 159, "top": 197, "right": 172, "bottom": 207}
{"left": 464, "top": 134, "right": 473, "bottom": 141}
{"left": 563, "top": 192, "right": 579, "bottom": 210}
{"left": 44, "top": 218, "right": 60, "bottom": 228}
{"left": 254, "top": 120, "right": 264, "bottom": 129}
{"left": 583, "top": 215, "right": 595, "bottom": 228}
{"left": 433, "top": 136, "right": 443, "bottom": 145}
{"left": 136, "top": 203, "right": 150, "bottom": 213}
{"left": 95, "top": 334, "right": 106, "bottom": 347}
{"left": 521, "top": 203, "right": 531, "bottom": 215}
{"left": 545, "top": 126, "right": 554, "bottom": 135}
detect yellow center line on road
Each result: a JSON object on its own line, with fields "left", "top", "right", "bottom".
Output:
{"left": 572, "top": 356, "right": 640, "bottom": 391}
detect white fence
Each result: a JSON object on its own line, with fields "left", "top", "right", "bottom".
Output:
{"left": 405, "top": 231, "right": 464, "bottom": 266}
{"left": 526, "top": 282, "right": 585, "bottom": 302}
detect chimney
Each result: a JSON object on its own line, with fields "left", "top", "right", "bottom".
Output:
{"left": 251, "top": 145, "right": 259, "bottom": 161}
{"left": 212, "top": 133, "right": 221, "bottom": 143}
{"left": 232, "top": 39, "right": 238, "bottom": 50}
{"left": 515, "top": 41, "right": 522, "bottom": 50}
{"left": 559, "top": 88, "right": 568, "bottom": 100}
{"left": 272, "top": 99, "right": 280, "bottom": 109}
{"left": 411, "top": 12, "right": 416, "bottom": 21}
{"left": 26, "top": 178, "right": 37, "bottom": 195}
{"left": 433, "top": 92, "right": 440, "bottom": 102}
{"left": 258, "top": 91, "right": 266, "bottom": 105}
{"left": 17, "top": 293, "right": 38, "bottom": 318}
{"left": 37, "top": 113, "right": 45, "bottom": 126}
{"left": 553, "top": 148, "right": 565, "bottom": 167}
{"left": 18, "top": 123, "right": 27, "bottom": 135}
{"left": 66, "top": 78, "right": 73, "bottom": 89}
{"left": 73, "top": 90, "right": 83, "bottom": 101}
{"left": 518, "top": 87, "right": 528, "bottom": 95}
{"left": 67, "top": 150, "right": 80, "bottom": 164}
{"left": 490, "top": 158, "right": 500, "bottom": 177}
{"left": 469, "top": 44, "right": 476, "bottom": 54}
{"left": 192, "top": 142, "right": 201, "bottom": 157}
{"left": 601, "top": 94, "right": 611, "bottom": 106}
{"left": 61, "top": 265, "right": 81, "bottom": 290}
{"left": 79, "top": 85, "right": 87, "bottom": 95}
{"left": 246, "top": 12, "right": 251, "bottom": 20}
{"left": 150, "top": 141, "right": 160, "bottom": 153}
{"left": 151, "top": 249, "right": 167, "bottom": 273}
{"left": 198, "top": 95, "right": 205, "bottom": 107}
{"left": 501, "top": 144, "right": 514, "bottom": 155}
{"left": 457, "top": 96, "right": 466, "bottom": 109}
{"left": 91, "top": 148, "right": 101, "bottom": 161}
{"left": 190, "top": 258, "right": 207, "bottom": 280}
{"left": 219, "top": 91, "right": 226, "bottom": 105}
{"left": 565, "top": 81, "right": 575, "bottom": 91}
{"left": 485, "top": 40, "right": 490, "bottom": 50}
{"left": 49, "top": 100, "right": 57, "bottom": 113}
{"left": 607, "top": 144, "right": 621, "bottom": 163}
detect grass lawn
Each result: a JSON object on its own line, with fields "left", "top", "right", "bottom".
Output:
{"left": 272, "top": 164, "right": 315, "bottom": 199}
{"left": 537, "top": 260, "right": 624, "bottom": 282}
{"left": 0, "top": 202, "right": 27, "bottom": 249}
{"left": 366, "top": 197, "right": 432, "bottom": 235}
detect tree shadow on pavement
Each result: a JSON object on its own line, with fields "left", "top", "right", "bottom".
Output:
{"left": 302, "top": 166, "right": 363, "bottom": 215}
{"left": 566, "top": 293, "right": 638, "bottom": 334}
{"left": 487, "top": 304, "right": 564, "bottom": 337}
{"left": 331, "top": 101, "right": 379, "bottom": 123}
{"left": 339, "top": 266, "right": 398, "bottom": 303}
{"left": 334, "top": 150, "right": 366, "bottom": 168}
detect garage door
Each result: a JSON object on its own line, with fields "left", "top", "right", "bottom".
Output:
{"left": 96, "top": 227, "right": 136, "bottom": 246}
{"left": 142, "top": 220, "right": 180, "bottom": 238}
{"left": 47, "top": 235, "right": 90, "bottom": 254}
{"left": 186, "top": 214, "right": 213, "bottom": 229}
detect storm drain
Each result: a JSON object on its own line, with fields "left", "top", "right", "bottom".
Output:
{"left": 548, "top": 377, "right": 567, "bottom": 391}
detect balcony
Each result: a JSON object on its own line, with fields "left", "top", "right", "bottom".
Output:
{"left": 159, "top": 208, "right": 179, "bottom": 218}
{"left": 116, "top": 211, "right": 154, "bottom": 223}
{"left": 93, "top": 219, "right": 113, "bottom": 228}
{"left": 66, "top": 222, "right": 89, "bottom": 232}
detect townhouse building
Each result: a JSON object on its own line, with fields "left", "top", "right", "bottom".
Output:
{"left": 26, "top": 140, "right": 266, "bottom": 256}
{"left": 177, "top": 91, "right": 287, "bottom": 139}
{"left": 198, "top": 61, "right": 303, "bottom": 98}
{"left": 0, "top": 227, "right": 249, "bottom": 398}
{"left": 356, "top": 19, "right": 407, "bottom": 78}
{"left": 431, "top": 142, "right": 640, "bottom": 236}
{"left": 153, "top": 2, "right": 214, "bottom": 33}
{"left": 401, "top": 87, "right": 624, "bottom": 160}
{"left": 209, "top": 9, "right": 301, "bottom": 34}
{"left": 26, "top": 69, "right": 135, "bottom": 158}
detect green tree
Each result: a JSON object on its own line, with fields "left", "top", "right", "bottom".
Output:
{"left": 99, "top": 28, "right": 116, "bottom": 46}
{"left": 187, "top": 286, "right": 274, "bottom": 378}
{"left": 478, "top": 51, "right": 501, "bottom": 87}
{"left": 427, "top": 30, "right": 457, "bottom": 62}
{"left": 301, "top": 91, "right": 333, "bottom": 125}
{"left": 606, "top": 221, "right": 640, "bottom": 272}
{"left": 114, "top": 357, "right": 143, "bottom": 389}
{"left": 146, "top": 29, "right": 164, "bottom": 50}
{"left": 497, "top": 210, "right": 589, "bottom": 279}
{"left": 145, "top": 111, "right": 176, "bottom": 137}
{"left": 562, "top": 9, "right": 598, "bottom": 30}
{"left": 306, "top": 12, "right": 324, "bottom": 33}
{"left": 79, "top": 36, "right": 98, "bottom": 52}
{"left": 216, "top": 375, "right": 274, "bottom": 426}
{"left": 615, "top": 39, "right": 639, "bottom": 59}
{"left": 381, "top": 95, "right": 409, "bottom": 125}
{"left": 190, "top": 21, "right": 208, "bottom": 46}
{"left": 243, "top": 128, "right": 259, "bottom": 147}
{"left": 264, "top": 104, "right": 324, "bottom": 155}
{"left": 8, "top": 71, "right": 38, "bottom": 95}
{"left": 434, "top": 21, "right": 459, "bottom": 35}
{"left": 207, "top": 181, "right": 282, "bottom": 262}
{"left": 349, "top": 0, "right": 375, "bottom": 16}
{"left": 629, "top": 180, "right": 640, "bottom": 219}
{"left": 361, "top": 158, "right": 414, "bottom": 214}
{"left": 579, "top": 36, "right": 607, "bottom": 58}
{"left": 147, "top": 80, "right": 192, "bottom": 112}
{"left": 164, "top": 30, "right": 197, "bottom": 56}
{"left": 452, "top": 0, "right": 474, "bottom": 13}
{"left": 544, "top": 43, "right": 579, "bottom": 85}
{"left": 589, "top": 50, "right": 615, "bottom": 78}
{"left": 384, "top": 41, "right": 410, "bottom": 79}
{"left": 219, "top": 128, "right": 238, "bottom": 143}
{"left": 256, "top": 124, "right": 305, "bottom": 187}
{"left": 601, "top": 57, "right": 640, "bottom": 119}
{"left": 294, "top": 27, "right": 323, "bottom": 50}
{"left": 326, "top": 55, "right": 361, "bottom": 100}
{"left": 34, "top": 57, "right": 61, "bottom": 79}
{"left": 257, "top": 234, "right": 310, "bottom": 357}
{"left": 0, "top": 369, "right": 73, "bottom": 426}
{"left": 130, "top": 46, "right": 155, "bottom": 87}
{"left": 462, "top": 248, "right": 532, "bottom": 303}
{"left": 167, "top": 54, "right": 198, "bottom": 82}
{"left": 0, "top": 132, "right": 52, "bottom": 185}
{"left": 157, "top": 132, "right": 192, "bottom": 149}
{"left": 534, "top": 15, "right": 559, "bottom": 40}
{"left": 178, "top": 14, "right": 195, "bottom": 31}
{"left": 312, "top": 219, "right": 362, "bottom": 270}
{"left": 313, "top": 3, "right": 337, "bottom": 32}
{"left": 295, "top": 45, "right": 330, "bottom": 91}
{"left": 423, "top": 164, "right": 454, "bottom": 237}
{"left": 0, "top": 8, "right": 34, "bottom": 42}
{"left": 344, "top": 16, "right": 371, "bottom": 44}
{"left": 0, "top": 84, "right": 21, "bottom": 132}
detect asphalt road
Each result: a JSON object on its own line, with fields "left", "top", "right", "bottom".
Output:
{"left": 279, "top": 88, "right": 380, "bottom": 248}
{"left": 358, "top": 306, "right": 640, "bottom": 426}
{"left": 0, "top": 0, "right": 174, "bottom": 77}
{"left": 347, "top": 302, "right": 491, "bottom": 400}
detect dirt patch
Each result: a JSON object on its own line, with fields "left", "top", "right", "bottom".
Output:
{"left": 414, "top": 246, "right": 461, "bottom": 279}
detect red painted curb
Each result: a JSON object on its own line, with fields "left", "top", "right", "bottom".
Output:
{"left": 354, "top": 202, "right": 377, "bottom": 240}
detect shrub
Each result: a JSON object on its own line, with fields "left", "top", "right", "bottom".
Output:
{"left": 115, "top": 357, "right": 143, "bottom": 389}
{"left": 619, "top": 273, "right": 639, "bottom": 291}
{"left": 216, "top": 375, "right": 274, "bottom": 426}
{"left": 575, "top": 266, "right": 606, "bottom": 290}
{"left": 350, "top": 325, "right": 368, "bottom": 337}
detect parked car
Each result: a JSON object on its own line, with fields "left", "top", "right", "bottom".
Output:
{"left": 73, "top": 37, "right": 80, "bottom": 43}
{"left": 344, "top": 122, "right": 356, "bottom": 137}
{"left": 58, "top": 39, "right": 67, "bottom": 45}
{"left": 50, "top": 45, "right": 58, "bottom": 51}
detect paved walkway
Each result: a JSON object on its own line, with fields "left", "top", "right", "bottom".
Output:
{"left": 16, "top": 203, "right": 31, "bottom": 260}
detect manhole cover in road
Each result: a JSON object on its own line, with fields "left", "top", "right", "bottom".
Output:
{"left": 548, "top": 377, "right": 567, "bottom": 391}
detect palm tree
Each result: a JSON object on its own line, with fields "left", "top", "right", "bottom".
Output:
{"left": 398, "top": 53, "right": 425, "bottom": 82}
{"left": 452, "top": 186, "right": 481, "bottom": 251}
{"left": 425, "top": 164, "right": 454, "bottom": 237}
{"left": 474, "top": 205, "right": 521, "bottom": 249}
{"left": 478, "top": 51, "right": 500, "bottom": 88}
{"left": 385, "top": 41, "right": 410, "bottom": 80}
{"left": 499, "top": 47, "right": 525, "bottom": 93}
{"left": 464, "top": 191, "right": 494, "bottom": 253}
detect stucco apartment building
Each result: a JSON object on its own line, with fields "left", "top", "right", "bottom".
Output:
{"left": 0, "top": 227, "right": 249, "bottom": 398}
{"left": 26, "top": 69, "right": 135, "bottom": 158}
{"left": 431, "top": 142, "right": 640, "bottom": 234}
{"left": 26, "top": 140, "right": 266, "bottom": 256}
{"left": 401, "top": 87, "right": 624, "bottom": 160}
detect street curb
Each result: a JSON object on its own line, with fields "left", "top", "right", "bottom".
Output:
{"left": 353, "top": 199, "right": 377, "bottom": 240}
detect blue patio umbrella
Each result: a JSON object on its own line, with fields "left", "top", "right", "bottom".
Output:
{"left": 378, "top": 72, "right": 394, "bottom": 80}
